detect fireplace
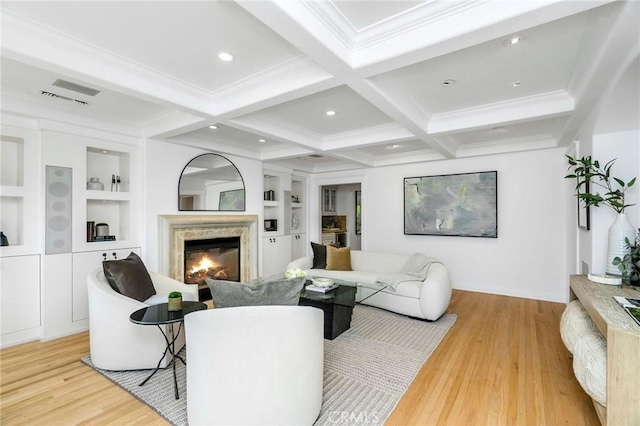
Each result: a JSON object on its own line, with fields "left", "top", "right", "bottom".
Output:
{"left": 184, "top": 237, "right": 240, "bottom": 300}
{"left": 158, "top": 215, "right": 259, "bottom": 301}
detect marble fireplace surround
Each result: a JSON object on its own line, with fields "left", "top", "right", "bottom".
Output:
{"left": 158, "top": 215, "right": 259, "bottom": 283}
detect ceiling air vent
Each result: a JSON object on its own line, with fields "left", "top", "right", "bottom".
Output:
{"left": 52, "top": 79, "right": 100, "bottom": 96}
{"left": 40, "top": 91, "right": 90, "bottom": 106}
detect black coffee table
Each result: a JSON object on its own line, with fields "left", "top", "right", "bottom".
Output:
{"left": 298, "top": 280, "right": 357, "bottom": 340}
{"left": 129, "top": 301, "right": 207, "bottom": 399}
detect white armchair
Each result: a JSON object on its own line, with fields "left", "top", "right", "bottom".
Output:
{"left": 185, "top": 305, "right": 324, "bottom": 426}
{"left": 87, "top": 268, "right": 198, "bottom": 371}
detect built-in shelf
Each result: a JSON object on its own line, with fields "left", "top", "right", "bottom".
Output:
{"left": 86, "top": 146, "right": 130, "bottom": 193}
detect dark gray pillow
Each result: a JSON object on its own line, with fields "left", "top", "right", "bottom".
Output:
{"left": 205, "top": 275, "right": 305, "bottom": 308}
{"left": 102, "top": 252, "right": 156, "bottom": 302}
{"left": 311, "top": 242, "right": 327, "bottom": 269}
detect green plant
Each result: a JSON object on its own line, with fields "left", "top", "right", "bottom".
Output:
{"left": 613, "top": 233, "right": 640, "bottom": 283}
{"left": 565, "top": 155, "right": 636, "bottom": 213}
{"left": 168, "top": 291, "right": 182, "bottom": 298}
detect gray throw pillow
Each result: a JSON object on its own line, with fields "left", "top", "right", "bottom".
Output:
{"left": 205, "top": 275, "right": 306, "bottom": 308}
{"left": 102, "top": 252, "right": 156, "bottom": 302}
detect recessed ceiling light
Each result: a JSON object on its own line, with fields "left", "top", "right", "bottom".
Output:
{"left": 326, "top": 110, "right": 336, "bottom": 116}
{"left": 490, "top": 126, "right": 506, "bottom": 133}
{"left": 208, "top": 125, "right": 218, "bottom": 130}
{"left": 101, "top": 150, "right": 109, "bottom": 154}
{"left": 441, "top": 79, "right": 456, "bottom": 86}
{"left": 258, "top": 139, "right": 266, "bottom": 143}
{"left": 387, "top": 144, "right": 401, "bottom": 149}
{"left": 218, "top": 52, "right": 235, "bottom": 62}
{"left": 510, "top": 81, "right": 523, "bottom": 87}
{"left": 503, "top": 35, "right": 525, "bottom": 46}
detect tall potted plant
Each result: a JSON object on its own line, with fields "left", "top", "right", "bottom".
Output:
{"left": 566, "top": 155, "right": 637, "bottom": 275}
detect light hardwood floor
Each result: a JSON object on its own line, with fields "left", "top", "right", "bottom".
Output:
{"left": 1, "top": 290, "right": 599, "bottom": 425}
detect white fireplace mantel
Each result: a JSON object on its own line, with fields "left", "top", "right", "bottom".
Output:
{"left": 158, "top": 215, "right": 259, "bottom": 283}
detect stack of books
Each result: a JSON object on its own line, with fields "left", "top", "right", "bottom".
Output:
{"left": 305, "top": 283, "right": 339, "bottom": 293}
{"left": 613, "top": 296, "right": 640, "bottom": 326}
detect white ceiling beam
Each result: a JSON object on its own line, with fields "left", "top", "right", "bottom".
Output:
{"left": 349, "top": 79, "right": 456, "bottom": 158}
{"left": 211, "top": 56, "right": 338, "bottom": 119}
{"left": 143, "top": 110, "right": 209, "bottom": 139}
{"left": 235, "top": 0, "right": 353, "bottom": 71}
{"left": 260, "top": 145, "right": 314, "bottom": 161}
{"left": 322, "top": 123, "right": 415, "bottom": 151}
{"left": 352, "top": 0, "right": 615, "bottom": 77}
{"left": 428, "top": 91, "right": 575, "bottom": 135}
{"left": 226, "top": 116, "right": 322, "bottom": 151}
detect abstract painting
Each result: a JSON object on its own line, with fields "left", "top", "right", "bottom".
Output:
{"left": 404, "top": 171, "right": 497, "bottom": 238}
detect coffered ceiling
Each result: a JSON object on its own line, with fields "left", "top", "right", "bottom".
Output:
{"left": 1, "top": 1, "right": 638, "bottom": 173}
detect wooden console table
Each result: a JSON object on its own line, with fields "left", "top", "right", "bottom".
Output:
{"left": 569, "top": 275, "right": 640, "bottom": 425}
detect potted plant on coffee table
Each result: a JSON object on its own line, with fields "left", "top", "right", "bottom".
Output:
{"left": 168, "top": 291, "right": 183, "bottom": 311}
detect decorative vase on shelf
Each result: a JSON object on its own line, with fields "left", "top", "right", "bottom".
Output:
{"left": 87, "top": 177, "right": 104, "bottom": 191}
{"left": 606, "top": 213, "right": 636, "bottom": 275}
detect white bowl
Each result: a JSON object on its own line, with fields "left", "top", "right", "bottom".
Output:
{"left": 312, "top": 278, "right": 334, "bottom": 288}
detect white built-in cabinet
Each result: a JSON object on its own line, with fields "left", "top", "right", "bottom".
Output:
{"left": 39, "top": 128, "right": 141, "bottom": 341}
{"left": 1, "top": 123, "right": 42, "bottom": 347}
{"left": 262, "top": 236, "right": 292, "bottom": 276}
{"left": 262, "top": 169, "right": 307, "bottom": 276}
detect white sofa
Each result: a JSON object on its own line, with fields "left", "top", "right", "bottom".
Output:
{"left": 185, "top": 305, "right": 324, "bottom": 425}
{"left": 87, "top": 268, "right": 198, "bottom": 371}
{"left": 288, "top": 251, "right": 451, "bottom": 321}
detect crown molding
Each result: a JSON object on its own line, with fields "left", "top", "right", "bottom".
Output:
{"left": 429, "top": 91, "right": 574, "bottom": 135}
{"left": 142, "top": 110, "right": 206, "bottom": 139}
{"left": 322, "top": 123, "right": 414, "bottom": 150}
{"left": 1, "top": 91, "right": 142, "bottom": 140}
{"left": 456, "top": 134, "right": 557, "bottom": 158}
{"left": 374, "top": 149, "right": 444, "bottom": 167}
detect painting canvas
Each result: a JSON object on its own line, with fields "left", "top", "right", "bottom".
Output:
{"left": 404, "top": 171, "right": 497, "bottom": 238}
{"left": 219, "top": 189, "right": 245, "bottom": 211}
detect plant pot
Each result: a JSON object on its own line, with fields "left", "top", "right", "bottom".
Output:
{"left": 168, "top": 296, "right": 182, "bottom": 311}
{"left": 606, "top": 213, "right": 636, "bottom": 275}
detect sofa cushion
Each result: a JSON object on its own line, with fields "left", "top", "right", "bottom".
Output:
{"left": 310, "top": 242, "right": 327, "bottom": 269}
{"left": 326, "top": 246, "right": 352, "bottom": 271}
{"left": 205, "top": 276, "right": 306, "bottom": 308}
{"left": 102, "top": 252, "right": 156, "bottom": 302}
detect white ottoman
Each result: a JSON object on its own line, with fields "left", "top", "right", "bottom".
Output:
{"left": 560, "top": 300, "right": 599, "bottom": 354}
{"left": 573, "top": 332, "right": 607, "bottom": 407}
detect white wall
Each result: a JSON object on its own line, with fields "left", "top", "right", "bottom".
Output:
{"left": 590, "top": 130, "right": 640, "bottom": 273}
{"left": 142, "top": 139, "right": 263, "bottom": 272}
{"left": 312, "top": 148, "right": 569, "bottom": 303}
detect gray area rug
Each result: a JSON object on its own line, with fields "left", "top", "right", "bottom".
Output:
{"left": 82, "top": 305, "right": 456, "bottom": 425}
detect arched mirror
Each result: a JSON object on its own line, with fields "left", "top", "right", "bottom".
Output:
{"left": 178, "top": 153, "right": 245, "bottom": 211}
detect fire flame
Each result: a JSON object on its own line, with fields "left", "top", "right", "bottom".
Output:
{"left": 189, "top": 255, "right": 218, "bottom": 274}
